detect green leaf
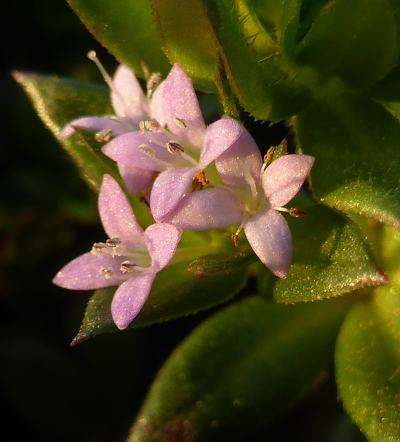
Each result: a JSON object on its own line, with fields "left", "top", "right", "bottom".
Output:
{"left": 296, "top": 93, "right": 400, "bottom": 230}
{"left": 13, "top": 71, "right": 153, "bottom": 226}
{"left": 71, "top": 242, "right": 250, "bottom": 345}
{"left": 206, "top": 0, "right": 313, "bottom": 121}
{"left": 262, "top": 202, "right": 388, "bottom": 303}
{"left": 335, "top": 226, "right": 400, "bottom": 441}
{"left": 151, "top": 0, "right": 217, "bottom": 92}
{"left": 129, "top": 297, "right": 348, "bottom": 441}
{"left": 13, "top": 71, "right": 119, "bottom": 191}
{"left": 67, "top": 0, "right": 170, "bottom": 76}
{"left": 336, "top": 290, "right": 400, "bottom": 440}
{"left": 295, "top": 0, "right": 398, "bottom": 89}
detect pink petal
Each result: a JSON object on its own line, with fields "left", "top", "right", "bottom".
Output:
{"left": 162, "top": 63, "right": 206, "bottom": 147}
{"left": 262, "top": 154, "right": 315, "bottom": 207}
{"left": 102, "top": 131, "right": 173, "bottom": 171}
{"left": 199, "top": 116, "right": 247, "bottom": 168}
{"left": 215, "top": 123, "right": 263, "bottom": 193}
{"left": 111, "top": 272, "right": 156, "bottom": 330}
{"left": 150, "top": 167, "right": 198, "bottom": 222}
{"left": 111, "top": 64, "right": 149, "bottom": 122}
{"left": 59, "top": 116, "right": 126, "bottom": 139}
{"left": 99, "top": 175, "right": 144, "bottom": 245}
{"left": 118, "top": 163, "right": 155, "bottom": 196}
{"left": 144, "top": 223, "right": 182, "bottom": 272}
{"left": 53, "top": 252, "right": 126, "bottom": 290}
{"left": 243, "top": 209, "right": 292, "bottom": 278}
{"left": 165, "top": 188, "right": 243, "bottom": 230}
{"left": 149, "top": 81, "right": 166, "bottom": 127}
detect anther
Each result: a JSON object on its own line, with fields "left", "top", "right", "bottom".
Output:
{"left": 91, "top": 242, "right": 108, "bottom": 254}
{"left": 231, "top": 233, "right": 239, "bottom": 248}
{"left": 138, "top": 144, "right": 155, "bottom": 157}
{"left": 95, "top": 129, "right": 113, "bottom": 143}
{"left": 145, "top": 119, "right": 161, "bottom": 132}
{"left": 289, "top": 208, "right": 307, "bottom": 218}
{"left": 120, "top": 261, "right": 136, "bottom": 273}
{"left": 99, "top": 267, "right": 113, "bottom": 279}
{"left": 173, "top": 116, "right": 187, "bottom": 128}
{"left": 263, "top": 146, "right": 276, "bottom": 166}
{"left": 147, "top": 72, "right": 162, "bottom": 97}
{"left": 191, "top": 170, "right": 209, "bottom": 192}
{"left": 106, "top": 237, "right": 121, "bottom": 247}
{"left": 167, "top": 141, "right": 185, "bottom": 154}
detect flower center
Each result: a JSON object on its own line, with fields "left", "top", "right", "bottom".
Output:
{"left": 92, "top": 237, "right": 151, "bottom": 279}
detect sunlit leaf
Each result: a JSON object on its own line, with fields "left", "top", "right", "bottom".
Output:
{"left": 67, "top": 0, "right": 170, "bottom": 76}
{"left": 152, "top": 0, "right": 217, "bottom": 91}
{"left": 129, "top": 297, "right": 348, "bottom": 441}
{"left": 13, "top": 71, "right": 117, "bottom": 191}
{"left": 336, "top": 227, "right": 400, "bottom": 441}
{"left": 205, "top": 0, "right": 312, "bottom": 121}
{"left": 261, "top": 203, "right": 388, "bottom": 303}
{"left": 296, "top": 94, "right": 400, "bottom": 230}
{"left": 295, "top": 0, "right": 398, "bottom": 89}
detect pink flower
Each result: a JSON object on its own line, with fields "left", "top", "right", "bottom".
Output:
{"left": 102, "top": 64, "right": 242, "bottom": 218}
{"left": 164, "top": 118, "right": 314, "bottom": 278}
{"left": 53, "top": 174, "right": 181, "bottom": 329}
{"left": 60, "top": 52, "right": 165, "bottom": 195}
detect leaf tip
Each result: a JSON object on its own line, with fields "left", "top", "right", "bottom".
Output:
{"left": 11, "top": 70, "right": 26, "bottom": 84}
{"left": 69, "top": 331, "right": 89, "bottom": 347}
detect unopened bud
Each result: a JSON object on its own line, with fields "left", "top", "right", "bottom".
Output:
{"left": 141, "top": 61, "right": 151, "bottom": 80}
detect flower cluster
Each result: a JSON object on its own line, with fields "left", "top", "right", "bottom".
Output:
{"left": 54, "top": 58, "right": 314, "bottom": 329}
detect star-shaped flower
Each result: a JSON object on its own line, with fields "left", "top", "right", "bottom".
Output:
{"left": 164, "top": 118, "right": 314, "bottom": 278}
{"left": 102, "top": 64, "right": 242, "bottom": 219}
{"left": 60, "top": 52, "right": 165, "bottom": 195}
{"left": 53, "top": 174, "right": 181, "bottom": 329}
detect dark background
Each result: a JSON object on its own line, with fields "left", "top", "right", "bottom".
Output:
{"left": 2, "top": 1, "right": 365, "bottom": 440}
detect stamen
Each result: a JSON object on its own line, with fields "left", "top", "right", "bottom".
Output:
{"left": 106, "top": 237, "right": 122, "bottom": 247}
{"left": 91, "top": 242, "right": 108, "bottom": 255}
{"left": 273, "top": 206, "right": 306, "bottom": 217}
{"left": 166, "top": 141, "right": 185, "bottom": 154}
{"left": 263, "top": 146, "right": 276, "bottom": 168}
{"left": 244, "top": 167, "right": 258, "bottom": 202}
{"left": 120, "top": 260, "right": 136, "bottom": 273}
{"left": 289, "top": 208, "right": 307, "bottom": 218}
{"left": 139, "top": 119, "right": 161, "bottom": 132}
{"left": 87, "top": 51, "right": 126, "bottom": 107}
{"left": 139, "top": 144, "right": 155, "bottom": 157}
{"left": 191, "top": 170, "right": 209, "bottom": 192}
{"left": 147, "top": 72, "right": 162, "bottom": 97}
{"left": 95, "top": 129, "right": 113, "bottom": 143}
{"left": 173, "top": 116, "right": 187, "bottom": 128}
{"left": 231, "top": 233, "right": 239, "bottom": 248}
{"left": 99, "top": 267, "right": 113, "bottom": 279}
